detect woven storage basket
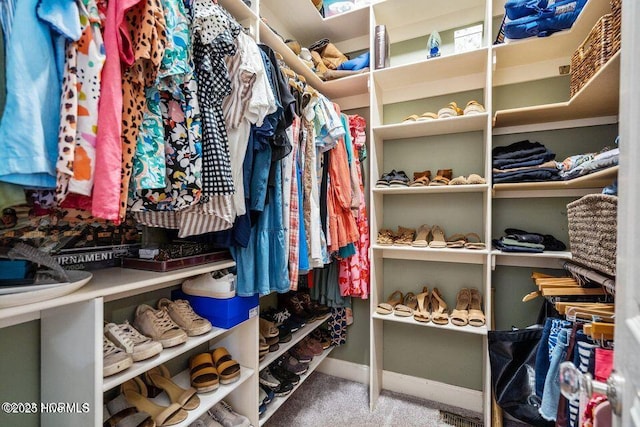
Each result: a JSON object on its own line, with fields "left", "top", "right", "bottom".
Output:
{"left": 569, "top": 0, "right": 622, "bottom": 98}
{"left": 567, "top": 194, "right": 617, "bottom": 276}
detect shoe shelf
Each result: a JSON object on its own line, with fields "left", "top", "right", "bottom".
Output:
{"left": 217, "top": 0, "right": 256, "bottom": 21}
{"left": 260, "top": 0, "right": 370, "bottom": 49}
{"left": 372, "top": 47, "right": 489, "bottom": 104}
{"left": 492, "top": 166, "right": 619, "bottom": 199}
{"left": 259, "top": 313, "right": 331, "bottom": 371}
{"left": 491, "top": 250, "right": 573, "bottom": 269}
{"left": 373, "top": 113, "right": 489, "bottom": 140}
{"left": 373, "top": 183, "right": 489, "bottom": 195}
{"left": 258, "top": 346, "right": 335, "bottom": 426}
{"left": 103, "top": 324, "right": 232, "bottom": 392}
{"left": 321, "top": 73, "right": 370, "bottom": 107}
{"left": 372, "top": 244, "right": 488, "bottom": 265}
{"left": 492, "top": 0, "right": 612, "bottom": 85}
{"left": 371, "top": 312, "right": 488, "bottom": 336}
{"left": 0, "top": 260, "right": 236, "bottom": 329}
{"left": 152, "top": 365, "right": 255, "bottom": 427}
{"left": 493, "top": 51, "right": 620, "bottom": 130}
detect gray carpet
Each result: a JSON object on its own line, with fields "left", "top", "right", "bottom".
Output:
{"left": 264, "top": 371, "right": 485, "bottom": 427}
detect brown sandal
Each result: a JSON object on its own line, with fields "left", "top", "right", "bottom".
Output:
{"left": 413, "top": 289, "right": 431, "bottom": 323}
{"left": 394, "top": 292, "right": 417, "bottom": 317}
{"left": 429, "top": 169, "right": 452, "bottom": 186}
{"left": 376, "top": 290, "right": 403, "bottom": 315}
{"left": 212, "top": 347, "right": 241, "bottom": 385}
{"left": 376, "top": 228, "right": 396, "bottom": 245}
{"left": 189, "top": 353, "right": 219, "bottom": 393}
{"left": 410, "top": 170, "right": 431, "bottom": 186}
{"left": 430, "top": 288, "right": 449, "bottom": 325}
{"left": 468, "top": 288, "right": 486, "bottom": 327}
{"left": 394, "top": 226, "right": 416, "bottom": 246}
{"left": 464, "top": 233, "right": 486, "bottom": 250}
{"left": 144, "top": 364, "right": 200, "bottom": 411}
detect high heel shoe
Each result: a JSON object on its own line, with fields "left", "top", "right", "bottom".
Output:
{"left": 143, "top": 364, "right": 200, "bottom": 411}
{"left": 430, "top": 288, "right": 449, "bottom": 325}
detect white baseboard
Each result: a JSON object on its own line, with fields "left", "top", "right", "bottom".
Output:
{"left": 317, "top": 357, "right": 483, "bottom": 413}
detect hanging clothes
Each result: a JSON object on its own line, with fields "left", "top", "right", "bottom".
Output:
{"left": 0, "top": 0, "right": 80, "bottom": 188}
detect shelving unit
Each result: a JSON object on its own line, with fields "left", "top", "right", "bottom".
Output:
{"left": 259, "top": 346, "right": 335, "bottom": 426}
{"left": 374, "top": 113, "right": 489, "bottom": 139}
{"left": 491, "top": 250, "right": 573, "bottom": 269}
{"left": 372, "top": 245, "right": 488, "bottom": 264}
{"left": 373, "top": 184, "right": 489, "bottom": 195}
{"left": 372, "top": 312, "right": 488, "bottom": 335}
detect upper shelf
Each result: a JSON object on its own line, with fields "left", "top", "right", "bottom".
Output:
{"left": 374, "top": 113, "right": 489, "bottom": 139}
{"left": 493, "top": 0, "right": 613, "bottom": 85}
{"left": 492, "top": 166, "right": 618, "bottom": 198}
{"left": 260, "top": 0, "right": 370, "bottom": 49}
{"left": 373, "top": 47, "right": 488, "bottom": 104}
{"left": 493, "top": 51, "right": 620, "bottom": 129}
{"left": 373, "top": 0, "right": 486, "bottom": 45}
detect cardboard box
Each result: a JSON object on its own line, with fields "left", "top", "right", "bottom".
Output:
{"left": 172, "top": 290, "right": 259, "bottom": 329}
{"left": 454, "top": 24, "right": 483, "bottom": 54}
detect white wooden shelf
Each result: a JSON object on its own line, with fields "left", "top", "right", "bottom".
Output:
{"left": 492, "top": 166, "right": 618, "bottom": 198}
{"left": 374, "top": 113, "right": 489, "bottom": 139}
{"left": 493, "top": 0, "right": 613, "bottom": 85}
{"left": 321, "top": 72, "right": 370, "bottom": 102}
{"left": 260, "top": 0, "right": 370, "bottom": 49}
{"left": 493, "top": 52, "right": 620, "bottom": 128}
{"left": 103, "top": 324, "right": 234, "bottom": 392}
{"left": 372, "top": 312, "right": 488, "bottom": 335}
{"left": 372, "top": 245, "right": 488, "bottom": 264}
{"left": 372, "top": 48, "right": 489, "bottom": 103}
{"left": 0, "top": 260, "right": 236, "bottom": 327}
{"left": 492, "top": 250, "right": 572, "bottom": 269}
{"left": 259, "top": 346, "right": 335, "bottom": 426}
{"left": 217, "top": 0, "right": 256, "bottom": 21}
{"left": 259, "top": 313, "right": 331, "bottom": 371}
{"left": 373, "top": 184, "right": 489, "bottom": 195}
{"left": 151, "top": 365, "right": 255, "bottom": 427}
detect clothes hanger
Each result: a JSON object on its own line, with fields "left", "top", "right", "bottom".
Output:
{"left": 522, "top": 290, "right": 540, "bottom": 302}
{"left": 554, "top": 301, "right": 614, "bottom": 315}
{"left": 565, "top": 306, "right": 615, "bottom": 323}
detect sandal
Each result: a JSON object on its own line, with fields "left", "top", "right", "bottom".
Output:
{"left": 463, "top": 100, "right": 486, "bottom": 116}
{"left": 376, "top": 290, "right": 403, "bottom": 315}
{"left": 430, "top": 288, "right": 449, "bottom": 325}
{"left": 212, "top": 347, "right": 241, "bottom": 384}
{"left": 410, "top": 170, "right": 431, "bottom": 187}
{"left": 389, "top": 170, "right": 410, "bottom": 187}
{"left": 449, "top": 176, "right": 468, "bottom": 185}
{"left": 122, "top": 378, "right": 187, "bottom": 426}
{"left": 446, "top": 233, "right": 467, "bottom": 248}
{"left": 104, "top": 394, "right": 155, "bottom": 427}
{"left": 418, "top": 111, "right": 438, "bottom": 120}
{"left": 413, "top": 289, "right": 431, "bottom": 323}
{"left": 429, "top": 169, "right": 452, "bottom": 186}
{"left": 189, "top": 353, "right": 219, "bottom": 393}
{"left": 402, "top": 114, "right": 420, "bottom": 123}
{"left": 259, "top": 318, "right": 279, "bottom": 338}
{"left": 437, "top": 102, "right": 464, "bottom": 118}
{"left": 468, "top": 288, "right": 486, "bottom": 327}
{"left": 464, "top": 233, "right": 486, "bottom": 250}
{"left": 375, "top": 170, "right": 395, "bottom": 187}
{"left": 428, "top": 225, "right": 447, "bottom": 249}
{"left": 394, "top": 226, "right": 415, "bottom": 246}
{"left": 412, "top": 224, "right": 431, "bottom": 247}
{"left": 394, "top": 292, "right": 417, "bottom": 317}
{"left": 376, "top": 228, "right": 396, "bottom": 246}
{"left": 144, "top": 365, "right": 200, "bottom": 411}
{"left": 450, "top": 288, "right": 471, "bottom": 327}
{"left": 467, "top": 173, "right": 486, "bottom": 184}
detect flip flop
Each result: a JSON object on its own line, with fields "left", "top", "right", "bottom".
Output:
{"left": 376, "top": 290, "right": 403, "bottom": 315}
{"left": 429, "top": 225, "right": 447, "bottom": 248}
{"left": 412, "top": 224, "right": 431, "bottom": 247}
{"left": 450, "top": 288, "right": 471, "bottom": 327}
{"left": 212, "top": 347, "right": 241, "bottom": 385}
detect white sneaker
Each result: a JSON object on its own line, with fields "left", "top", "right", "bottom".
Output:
{"left": 209, "top": 401, "right": 250, "bottom": 427}
{"left": 104, "top": 321, "right": 163, "bottom": 362}
{"left": 189, "top": 412, "right": 223, "bottom": 427}
{"left": 182, "top": 272, "right": 236, "bottom": 299}
{"left": 103, "top": 336, "right": 133, "bottom": 377}
{"left": 157, "top": 298, "right": 212, "bottom": 337}
{"left": 133, "top": 304, "right": 188, "bottom": 348}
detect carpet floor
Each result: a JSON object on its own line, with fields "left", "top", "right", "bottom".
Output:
{"left": 263, "top": 371, "right": 487, "bottom": 427}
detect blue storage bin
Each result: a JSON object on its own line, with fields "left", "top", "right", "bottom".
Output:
{"left": 172, "top": 290, "right": 259, "bottom": 329}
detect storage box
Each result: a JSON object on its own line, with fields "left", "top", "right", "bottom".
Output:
{"left": 172, "top": 290, "right": 259, "bottom": 329}
{"left": 454, "top": 24, "right": 483, "bottom": 54}
{"left": 52, "top": 244, "right": 140, "bottom": 271}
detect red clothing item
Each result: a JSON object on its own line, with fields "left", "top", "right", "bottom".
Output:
{"left": 327, "top": 104, "right": 358, "bottom": 253}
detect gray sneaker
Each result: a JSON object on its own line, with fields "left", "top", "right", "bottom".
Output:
{"left": 133, "top": 304, "right": 188, "bottom": 348}
{"left": 209, "top": 401, "right": 250, "bottom": 427}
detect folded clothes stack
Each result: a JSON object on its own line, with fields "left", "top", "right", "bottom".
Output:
{"left": 492, "top": 228, "right": 566, "bottom": 253}
{"left": 558, "top": 146, "right": 619, "bottom": 180}
{"left": 492, "top": 140, "right": 559, "bottom": 184}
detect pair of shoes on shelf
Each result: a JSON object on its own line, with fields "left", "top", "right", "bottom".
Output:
{"left": 134, "top": 298, "right": 212, "bottom": 349}
{"left": 412, "top": 224, "right": 447, "bottom": 248}
{"left": 450, "top": 288, "right": 486, "bottom": 327}
{"left": 104, "top": 393, "right": 155, "bottom": 427}
{"left": 376, "top": 226, "right": 416, "bottom": 246}
{"left": 103, "top": 320, "right": 165, "bottom": 377}
{"left": 259, "top": 368, "right": 294, "bottom": 397}
{"left": 449, "top": 173, "right": 486, "bottom": 185}
{"left": 189, "top": 347, "right": 241, "bottom": 393}
{"left": 445, "top": 232, "right": 486, "bottom": 250}
{"left": 402, "top": 112, "right": 439, "bottom": 123}
{"left": 375, "top": 169, "right": 410, "bottom": 187}
{"left": 438, "top": 100, "right": 486, "bottom": 118}
{"left": 413, "top": 287, "right": 450, "bottom": 325}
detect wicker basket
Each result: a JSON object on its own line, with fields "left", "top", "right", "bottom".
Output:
{"left": 567, "top": 194, "right": 617, "bottom": 276}
{"left": 569, "top": 0, "right": 622, "bottom": 98}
